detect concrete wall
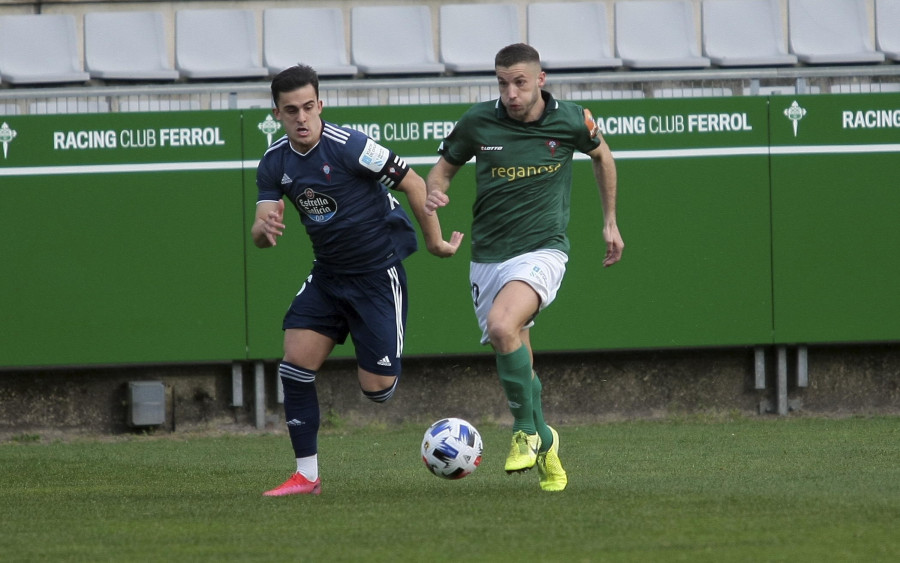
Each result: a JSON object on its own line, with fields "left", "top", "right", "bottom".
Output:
{"left": 2, "top": 344, "right": 899, "bottom": 441}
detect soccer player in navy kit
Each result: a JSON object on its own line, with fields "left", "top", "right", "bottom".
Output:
{"left": 255, "top": 65, "right": 462, "bottom": 496}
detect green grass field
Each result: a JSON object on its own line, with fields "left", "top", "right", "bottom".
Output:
{"left": 2, "top": 416, "right": 899, "bottom": 562}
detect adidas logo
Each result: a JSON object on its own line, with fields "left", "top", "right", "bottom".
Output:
{"left": 286, "top": 418, "right": 305, "bottom": 427}
{"left": 377, "top": 356, "right": 392, "bottom": 367}
{"left": 281, "top": 173, "right": 292, "bottom": 185}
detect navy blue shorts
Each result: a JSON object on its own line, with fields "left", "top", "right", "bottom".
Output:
{"left": 283, "top": 263, "right": 408, "bottom": 376}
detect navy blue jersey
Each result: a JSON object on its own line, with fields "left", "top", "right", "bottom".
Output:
{"left": 257, "top": 121, "right": 418, "bottom": 274}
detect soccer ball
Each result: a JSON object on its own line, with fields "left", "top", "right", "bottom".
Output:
{"left": 421, "top": 418, "right": 483, "bottom": 479}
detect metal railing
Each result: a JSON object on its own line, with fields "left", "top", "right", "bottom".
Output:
{"left": 1, "top": 65, "right": 899, "bottom": 115}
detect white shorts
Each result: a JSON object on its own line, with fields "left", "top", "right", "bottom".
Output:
{"left": 469, "top": 249, "right": 568, "bottom": 345}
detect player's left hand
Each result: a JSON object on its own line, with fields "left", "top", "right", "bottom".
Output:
{"left": 603, "top": 223, "right": 624, "bottom": 267}
{"left": 425, "top": 190, "right": 450, "bottom": 215}
{"left": 427, "top": 230, "right": 464, "bottom": 258}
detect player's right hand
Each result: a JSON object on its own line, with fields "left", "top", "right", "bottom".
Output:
{"left": 262, "top": 199, "right": 286, "bottom": 246}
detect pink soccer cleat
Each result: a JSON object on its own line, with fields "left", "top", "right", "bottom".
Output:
{"left": 263, "top": 473, "right": 322, "bottom": 497}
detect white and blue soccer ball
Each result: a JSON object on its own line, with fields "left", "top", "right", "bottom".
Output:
{"left": 421, "top": 417, "right": 483, "bottom": 479}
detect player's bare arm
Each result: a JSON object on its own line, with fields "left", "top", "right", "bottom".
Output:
{"left": 252, "top": 199, "right": 285, "bottom": 248}
{"left": 425, "top": 157, "right": 462, "bottom": 215}
{"left": 396, "top": 168, "right": 463, "bottom": 258}
{"left": 588, "top": 138, "right": 624, "bottom": 267}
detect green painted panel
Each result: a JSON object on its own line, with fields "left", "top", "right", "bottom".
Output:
{"left": 14, "top": 91, "right": 892, "bottom": 367}
{"left": 544, "top": 97, "right": 773, "bottom": 350}
{"left": 770, "top": 94, "right": 900, "bottom": 343}
{"left": 0, "top": 112, "right": 246, "bottom": 367}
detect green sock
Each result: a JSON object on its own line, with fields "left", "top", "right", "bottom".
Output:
{"left": 496, "top": 345, "right": 536, "bottom": 435}
{"left": 532, "top": 372, "right": 553, "bottom": 452}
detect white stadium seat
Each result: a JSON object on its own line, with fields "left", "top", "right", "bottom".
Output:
{"left": 85, "top": 12, "right": 179, "bottom": 81}
{"left": 175, "top": 9, "right": 269, "bottom": 80}
{"left": 264, "top": 8, "right": 358, "bottom": 77}
{"left": 615, "top": 0, "right": 711, "bottom": 69}
{"left": 0, "top": 14, "right": 90, "bottom": 85}
{"left": 351, "top": 6, "right": 445, "bottom": 76}
{"left": 440, "top": 3, "right": 521, "bottom": 73}
{"left": 788, "top": 0, "right": 885, "bottom": 64}
{"left": 702, "top": 0, "right": 798, "bottom": 67}
{"left": 527, "top": 2, "right": 622, "bottom": 71}
{"left": 875, "top": 0, "right": 900, "bottom": 61}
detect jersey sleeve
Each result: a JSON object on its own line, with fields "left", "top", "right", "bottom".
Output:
{"left": 256, "top": 151, "right": 284, "bottom": 203}
{"left": 437, "top": 110, "right": 477, "bottom": 166}
{"left": 573, "top": 103, "right": 603, "bottom": 155}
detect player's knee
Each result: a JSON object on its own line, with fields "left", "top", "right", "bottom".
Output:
{"left": 361, "top": 377, "right": 399, "bottom": 403}
{"left": 486, "top": 320, "right": 518, "bottom": 349}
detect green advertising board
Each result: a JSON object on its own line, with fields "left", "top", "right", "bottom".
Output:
{"left": 554, "top": 96, "right": 774, "bottom": 350}
{"left": 0, "top": 112, "right": 247, "bottom": 366}
{"left": 2, "top": 92, "right": 897, "bottom": 368}
{"left": 769, "top": 93, "right": 900, "bottom": 344}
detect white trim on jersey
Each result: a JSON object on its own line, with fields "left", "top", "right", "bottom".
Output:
{"left": 322, "top": 123, "right": 350, "bottom": 144}
{"left": 263, "top": 135, "right": 290, "bottom": 157}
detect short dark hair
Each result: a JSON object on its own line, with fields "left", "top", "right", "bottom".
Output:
{"left": 271, "top": 64, "right": 320, "bottom": 106}
{"left": 495, "top": 43, "right": 542, "bottom": 69}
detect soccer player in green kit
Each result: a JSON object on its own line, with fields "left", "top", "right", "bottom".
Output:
{"left": 425, "top": 43, "right": 624, "bottom": 491}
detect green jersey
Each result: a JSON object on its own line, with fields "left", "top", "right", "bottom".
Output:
{"left": 438, "top": 91, "right": 601, "bottom": 263}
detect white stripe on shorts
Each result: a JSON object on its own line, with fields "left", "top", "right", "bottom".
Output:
{"left": 387, "top": 266, "right": 404, "bottom": 357}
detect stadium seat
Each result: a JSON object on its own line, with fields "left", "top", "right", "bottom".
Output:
{"left": 350, "top": 6, "right": 445, "bottom": 76}
{"left": 527, "top": 2, "right": 622, "bottom": 71}
{"left": 876, "top": 0, "right": 900, "bottom": 61}
{"left": 84, "top": 12, "right": 179, "bottom": 81}
{"left": 175, "top": 9, "right": 269, "bottom": 79}
{"left": 0, "top": 14, "right": 90, "bottom": 85}
{"left": 264, "top": 8, "right": 358, "bottom": 77}
{"left": 702, "top": 0, "right": 798, "bottom": 67}
{"left": 440, "top": 3, "right": 521, "bottom": 73}
{"left": 614, "top": 0, "right": 711, "bottom": 69}
{"left": 788, "top": 0, "right": 886, "bottom": 64}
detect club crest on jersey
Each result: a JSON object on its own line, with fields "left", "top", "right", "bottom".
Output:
{"left": 322, "top": 162, "right": 332, "bottom": 182}
{"left": 296, "top": 188, "right": 337, "bottom": 223}
{"left": 546, "top": 139, "right": 560, "bottom": 156}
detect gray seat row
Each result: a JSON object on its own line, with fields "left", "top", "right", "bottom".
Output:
{"left": 0, "top": 0, "right": 897, "bottom": 87}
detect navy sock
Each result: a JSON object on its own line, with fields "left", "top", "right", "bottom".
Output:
{"left": 279, "top": 361, "right": 319, "bottom": 458}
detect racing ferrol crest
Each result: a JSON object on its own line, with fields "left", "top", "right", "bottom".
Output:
{"left": 257, "top": 114, "right": 282, "bottom": 146}
{"left": 783, "top": 101, "right": 807, "bottom": 138}
{"left": 0, "top": 122, "right": 17, "bottom": 159}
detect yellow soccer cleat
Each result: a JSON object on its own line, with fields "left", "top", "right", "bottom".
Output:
{"left": 505, "top": 430, "right": 541, "bottom": 473}
{"left": 536, "top": 426, "right": 567, "bottom": 491}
